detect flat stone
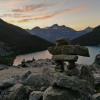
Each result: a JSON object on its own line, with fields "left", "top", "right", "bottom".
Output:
{"left": 52, "top": 55, "right": 78, "bottom": 61}
{"left": 48, "top": 45, "right": 90, "bottom": 57}
{"left": 52, "top": 73, "right": 94, "bottom": 95}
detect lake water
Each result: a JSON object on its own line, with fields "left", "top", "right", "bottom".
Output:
{"left": 13, "top": 46, "right": 100, "bottom": 66}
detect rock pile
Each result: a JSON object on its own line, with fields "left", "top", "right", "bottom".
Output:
{"left": 44, "top": 38, "right": 95, "bottom": 100}
{"left": 18, "top": 59, "right": 54, "bottom": 68}
{"left": 0, "top": 70, "right": 52, "bottom": 100}
{"left": 0, "top": 39, "right": 100, "bottom": 100}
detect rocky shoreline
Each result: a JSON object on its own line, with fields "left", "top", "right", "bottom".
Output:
{"left": 0, "top": 58, "right": 99, "bottom": 100}
{"left": 0, "top": 59, "right": 55, "bottom": 100}
{"left": 0, "top": 39, "right": 100, "bottom": 100}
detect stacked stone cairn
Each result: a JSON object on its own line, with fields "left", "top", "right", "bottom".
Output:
{"left": 91, "top": 54, "right": 100, "bottom": 98}
{"left": 44, "top": 38, "right": 95, "bottom": 100}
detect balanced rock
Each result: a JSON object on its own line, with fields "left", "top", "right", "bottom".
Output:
{"left": 48, "top": 45, "right": 90, "bottom": 57}
{"left": 52, "top": 55, "right": 78, "bottom": 62}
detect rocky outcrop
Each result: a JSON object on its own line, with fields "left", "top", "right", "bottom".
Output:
{"left": 52, "top": 73, "right": 94, "bottom": 95}
{"left": 43, "top": 72, "right": 94, "bottom": 100}
{"left": 43, "top": 86, "right": 82, "bottom": 100}
{"left": 8, "top": 83, "right": 31, "bottom": 100}
{"left": 23, "top": 74, "right": 51, "bottom": 91}
{"left": 0, "top": 83, "right": 31, "bottom": 100}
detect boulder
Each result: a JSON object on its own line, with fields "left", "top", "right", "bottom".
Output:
{"left": 7, "top": 83, "right": 31, "bottom": 100}
{"left": 52, "top": 55, "right": 78, "bottom": 61}
{"left": 23, "top": 74, "right": 50, "bottom": 90}
{"left": 0, "top": 77, "right": 19, "bottom": 90}
{"left": 52, "top": 73, "right": 94, "bottom": 96}
{"left": 48, "top": 45, "right": 90, "bottom": 57}
{"left": 43, "top": 87, "right": 83, "bottom": 100}
{"left": 29, "top": 91, "right": 43, "bottom": 100}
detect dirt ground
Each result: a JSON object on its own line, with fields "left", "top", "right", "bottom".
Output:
{"left": 0, "top": 67, "right": 45, "bottom": 81}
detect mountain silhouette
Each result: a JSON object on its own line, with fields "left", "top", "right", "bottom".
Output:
{"left": 0, "top": 19, "right": 53, "bottom": 54}
{"left": 72, "top": 25, "right": 100, "bottom": 46}
{"left": 28, "top": 24, "right": 93, "bottom": 43}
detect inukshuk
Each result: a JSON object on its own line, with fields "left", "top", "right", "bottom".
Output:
{"left": 46, "top": 39, "right": 95, "bottom": 100}
{"left": 48, "top": 38, "right": 89, "bottom": 72}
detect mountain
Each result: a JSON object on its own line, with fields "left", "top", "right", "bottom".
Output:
{"left": 80, "top": 27, "right": 93, "bottom": 34}
{"left": 0, "top": 41, "right": 15, "bottom": 65}
{"left": 72, "top": 25, "right": 100, "bottom": 46}
{"left": 0, "top": 19, "right": 53, "bottom": 65}
{"left": 28, "top": 24, "right": 93, "bottom": 43}
{"left": 0, "top": 19, "right": 53, "bottom": 55}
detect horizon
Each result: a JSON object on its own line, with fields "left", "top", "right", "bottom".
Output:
{"left": 0, "top": 0, "right": 100, "bottom": 30}
{"left": 0, "top": 18, "right": 95, "bottom": 31}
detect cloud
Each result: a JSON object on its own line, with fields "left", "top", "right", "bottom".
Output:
{"left": 17, "top": 13, "right": 56, "bottom": 22}
{"left": 18, "top": 18, "right": 33, "bottom": 22}
{"left": 16, "top": 4, "right": 87, "bottom": 23}
{"left": 2, "top": 3, "right": 88, "bottom": 23}
{"left": 12, "top": 3, "right": 53, "bottom": 13}
{"left": 0, "top": 0, "right": 27, "bottom": 9}
{"left": 0, "top": 13, "right": 31, "bottom": 19}
{"left": 16, "top": 4, "right": 88, "bottom": 23}
{"left": 32, "top": 4, "right": 88, "bottom": 20}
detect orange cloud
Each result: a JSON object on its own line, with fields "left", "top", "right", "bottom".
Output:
{"left": 12, "top": 3, "right": 53, "bottom": 13}
{"left": 32, "top": 4, "right": 88, "bottom": 20}
{"left": 0, "top": 13, "right": 31, "bottom": 19}
{"left": 18, "top": 18, "right": 33, "bottom": 22}
{"left": 11, "top": 4, "right": 88, "bottom": 22}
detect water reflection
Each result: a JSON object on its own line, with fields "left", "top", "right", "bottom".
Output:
{"left": 13, "top": 46, "right": 100, "bottom": 66}
{"left": 14, "top": 50, "right": 52, "bottom": 66}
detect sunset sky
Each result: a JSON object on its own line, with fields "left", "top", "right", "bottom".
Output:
{"left": 0, "top": 0, "right": 100, "bottom": 30}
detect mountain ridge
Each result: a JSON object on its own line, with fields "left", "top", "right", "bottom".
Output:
{"left": 28, "top": 24, "right": 93, "bottom": 43}
{"left": 72, "top": 25, "right": 100, "bottom": 46}
{"left": 0, "top": 18, "right": 53, "bottom": 54}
